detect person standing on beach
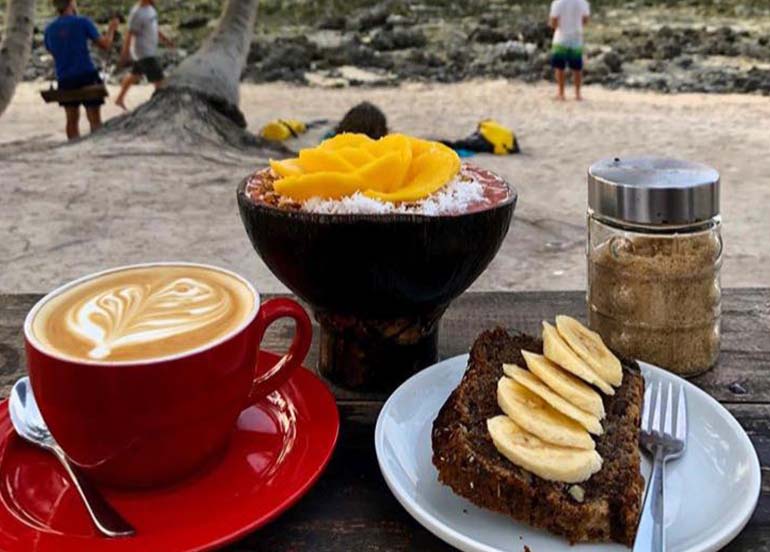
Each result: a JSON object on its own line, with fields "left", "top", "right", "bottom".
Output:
{"left": 549, "top": 0, "right": 590, "bottom": 100}
{"left": 115, "top": 0, "right": 174, "bottom": 109}
{"left": 44, "top": 0, "right": 118, "bottom": 140}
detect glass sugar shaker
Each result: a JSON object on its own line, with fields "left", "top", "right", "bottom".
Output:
{"left": 586, "top": 156, "right": 722, "bottom": 376}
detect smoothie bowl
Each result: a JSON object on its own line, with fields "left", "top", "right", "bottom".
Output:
{"left": 237, "top": 133, "right": 516, "bottom": 390}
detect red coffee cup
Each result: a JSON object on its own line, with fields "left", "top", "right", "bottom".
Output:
{"left": 24, "top": 263, "right": 312, "bottom": 488}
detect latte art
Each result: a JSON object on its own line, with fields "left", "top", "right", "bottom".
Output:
{"left": 31, "top": 265, "right": 255, "bottom": 362}
{"left": 69, "top": 278, "right": 233, "bottom": 359}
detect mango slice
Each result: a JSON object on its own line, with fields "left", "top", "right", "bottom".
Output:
{"left": 363, "top": 133, "right": 411, "bottom": 158}
{"left": 364, "top": 147, "right": 461, "bottom": 202}
{"left": 356, "top": 150, "right": 412, "bottom": 193}
{"left": 407, "top": 136, "right": 439, "bottom": 157}
{"left": 273, "top": 172, "right": 365, "bottom": 201}
{"left": 298, "top": 149, "right": 355, "bottom": 173}
{"left": 319, "top": 133, "right": 374, "bottom": 151}
{"left": 336, "top": 147, "right": 376, "bottom": 168}
{"left": 269, "top": 158, "right": 303, "bottom": 178}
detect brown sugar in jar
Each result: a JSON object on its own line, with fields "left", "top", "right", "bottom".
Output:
{"left": 586, "top": 157, "right": 722, "bottom": 376}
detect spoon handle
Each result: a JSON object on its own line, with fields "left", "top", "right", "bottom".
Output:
{"left": 53, "top": 447, "right": 136, "bottom": 537}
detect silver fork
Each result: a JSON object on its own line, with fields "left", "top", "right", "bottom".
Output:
{"left": 633, "top": 380, "right": 688, "bottom": 552}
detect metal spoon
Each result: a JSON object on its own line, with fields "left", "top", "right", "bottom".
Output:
{"left": 9, "top": 377, "right": 136, "bottom": 537}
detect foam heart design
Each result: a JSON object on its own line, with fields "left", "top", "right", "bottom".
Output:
{"left": 67, "top": 278, "right": 232, "bottom": 360}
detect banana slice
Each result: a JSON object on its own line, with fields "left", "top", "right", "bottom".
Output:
{"left": 487, "top": 416, "right": 603, "bottom": 483}
{"left": 504, "top": 365, "right": 603, "bottom": 435}
{"left": 519, "top": 351, "right": 606, "bottom": 419}
{"left": 542, "top": 321, "right": 615, "bottom": 396}
{"left": 497, "top": 376, "right": 595, "bottom": 450}
{"left": 556, "top": 316, "right": 623, "bottom": 387}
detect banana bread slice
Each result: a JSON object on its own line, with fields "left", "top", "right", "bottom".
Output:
{"left": 432, "top": 327, "right": 644, "bottom": 546}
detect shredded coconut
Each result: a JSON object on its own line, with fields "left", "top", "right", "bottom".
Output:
{"left": 301, "top": 175, "right": 486, "bottom": 216}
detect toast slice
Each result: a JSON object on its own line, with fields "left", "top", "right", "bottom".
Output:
{"left": 432, "top": 327, "right": 644, "bottom": 546}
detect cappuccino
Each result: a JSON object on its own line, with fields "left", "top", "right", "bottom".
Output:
{"left": 30, "top": 264, "right": 256, "bottom": 362}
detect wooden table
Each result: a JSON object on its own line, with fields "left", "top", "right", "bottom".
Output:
{"left": 1, "top": 290, "right": 768, "bottom": 551}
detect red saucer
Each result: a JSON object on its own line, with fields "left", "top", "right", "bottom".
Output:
{"left": 0, "top": 351, "right": 339, "bottom": 552}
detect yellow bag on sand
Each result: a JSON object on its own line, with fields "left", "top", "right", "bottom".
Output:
{"left": 260, "top": 119, "right": 308, "bottom": 141}
{"left": 478, "top": 120, "right": 518, "bottom": 155}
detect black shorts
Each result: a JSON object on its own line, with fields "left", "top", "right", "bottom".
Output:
{"left": 551, "top": 46, "right": 584, "bottom": 71}
{"left": 58, "top": 71, "right": 105, "bottom": 108}
{"left": 131, "top": 57, "right": 165, "bottom": 83}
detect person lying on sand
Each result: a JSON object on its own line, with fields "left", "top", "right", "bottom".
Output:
{"left": 258, "top": 102, "right": 388, "bottom": 148}
{"left": 115, "top": 0, "right": 175, "bottom": 110}
{"left": 44, "top": 0, "right": 118, "bottom": 140}
{"left": 549, "top": 0, "right": 590, "bottom": 101}
{"left": 329, "top": 102, "right": 389, "bottom": 139}
{"left": 260, "top": 103, "right": 519, "bottom": 157}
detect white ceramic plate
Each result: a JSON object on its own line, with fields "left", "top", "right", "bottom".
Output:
{"left": 375, "top": 354, "right": 761, "bottom": 552}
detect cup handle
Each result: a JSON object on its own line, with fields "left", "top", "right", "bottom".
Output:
{"left": 247, "top": 297, "right": 312, "bottom": 403}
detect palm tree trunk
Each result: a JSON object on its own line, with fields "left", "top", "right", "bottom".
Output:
{"left": 0, "top": 0, "right": 36, "bottom": 117}
{"left": 169, "top": 0, "right": 259, "bottom": 109}
{"left": 100, "top": 0, "right": 268, "bottom": 149}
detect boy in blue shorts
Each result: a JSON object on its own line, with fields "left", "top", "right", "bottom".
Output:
{"left": 549, "top": 0, "right": 590, "bottom": 101}
{"left": 44, "top": 0, "right": 118, "bottom": 140}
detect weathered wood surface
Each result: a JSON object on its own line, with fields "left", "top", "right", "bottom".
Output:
{"left": 3, "top": 290, "right": 768, "bottom": 402}
{"left": 1, "top": 290, "right": 769, "bottom": 551}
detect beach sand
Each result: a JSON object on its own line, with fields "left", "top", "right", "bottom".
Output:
{"left": 1, "top": 80, "right": 769, "bottom": 293}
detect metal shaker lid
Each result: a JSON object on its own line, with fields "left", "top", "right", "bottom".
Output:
{"left": 588, "top": 156, "right": 720, "bottom": 226}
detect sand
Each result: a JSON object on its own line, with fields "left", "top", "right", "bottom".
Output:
{"left": 1, "top": 80, "right": 769, "bottom": 294}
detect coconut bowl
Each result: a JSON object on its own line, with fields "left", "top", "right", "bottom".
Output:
{"left": 237, "top": 165, "right": 516, "bottom": 390}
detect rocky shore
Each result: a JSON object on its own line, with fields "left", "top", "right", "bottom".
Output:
{"left": 12, "top": 0, "right": 770, "bottom": 94}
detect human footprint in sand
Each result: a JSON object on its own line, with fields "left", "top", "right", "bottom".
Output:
{"left": 115, "top": 0, "right": 175, "bottom": 110}
{"left": 549, "top": 0, "right": 590, "bottom": 101}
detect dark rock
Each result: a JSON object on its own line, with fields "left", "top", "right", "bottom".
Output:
{"left": 700, "top": 27, "right": 743, "bottom": 56}
{"left": 650, "top": 77, "right": 670, "bottom": 92}
{"left": 352, "top": 2, "right": 391, "bottom": 32}
{"left": 603, "top": 51, "right": 623, "bottom": 73}
{"left": 518, "top": 19, "right": 553, "bottom": 48}
{"left": 319, "top": 37, "right": 395, "bottom": 71}
{"left": 386, "top": 14, "right": 415, "bottom": 27}
{"left": 675, "top": 56, "right": 693, "bottom": 69}
{"left": 472, "top": 26, "right": 508, "bottom": 44}
{"left": 740, "top": 42, "right": 770, "bottom": 61}
{"left": 448, "top": 47, "right": 470, "bottom": 64}
{"left": 247, "top": 40, "right": 266, "bottom": 64}
{"left": 641, "top": 39, "right": 656, "bottom": 58}
{"left": 716, "top": 26, "right": 738, "bottom": 43}
{"left": 260, "top": 67, "right": 307, "bottom": 84}
{"left": 587, "top": 63, "right": 610, "bottom": 80}
{"left": 260, "top": 37, "right": 318, "bottom": 73}
{"left": 409, "top": 49, "right": 443, "bottom": 68}
{"left": 318, "top": 15, "right": 347, "bottom": 31}
{"left": 703, "top": 38, "right": 740, "bottom": 56}
{"left": 178, "top": 15, "right": 209, "bottom": 30}
{"left": 480, "top": 13, "right": 499, "bottom": 28}
{"left": 496, "top": 41, "right": 532, "bottom": 62}
{"left": 656, "top": 40, "right": 682, "bottom": 60}
{"left": 743, "top": 67, "right": 770, "bottom": 93}
{"left": 371, "top": 28, "right": 427, "bottom": 51}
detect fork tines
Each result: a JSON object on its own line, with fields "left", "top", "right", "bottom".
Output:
{"left": 641, "top": 380, "right": 688, "bottom": 450}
